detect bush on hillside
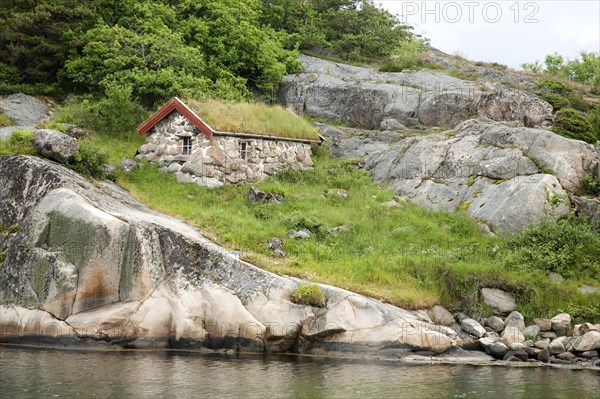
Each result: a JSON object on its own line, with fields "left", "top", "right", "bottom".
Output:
{"left": 552, "top": 108, "right": 597, "bottom": 143}
{"left": 503, "top": 217, "right": 600, "bottom": 279}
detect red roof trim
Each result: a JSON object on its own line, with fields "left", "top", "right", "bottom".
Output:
{"left": 136, "top": 97, "right": 214, "bottom": 138}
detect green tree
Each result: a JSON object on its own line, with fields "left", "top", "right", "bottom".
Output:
{"left": 0, "top": 0, "right": 101, "bottom": 83}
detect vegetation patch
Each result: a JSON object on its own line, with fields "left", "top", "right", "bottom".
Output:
{"left": 0, "top": 129, "right": 35, "bottom": 156}
{"left": 0, "top": 115, "right": 13, "bottom": 128}
{"left": 552, "top": 108, "right": 597, "bottom": 144}
{"left": 186, "top": 99, "right": 320, "bottom": 141}
{"left": 582, "top": 174, "right": 600, "bottom": 196}
{"left": 291, "top": 284, "right": 326, "bottom": 307}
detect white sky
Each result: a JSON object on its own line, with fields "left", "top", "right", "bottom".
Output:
{"left": 378, "top": 0, "right": 600, "bottom": 69}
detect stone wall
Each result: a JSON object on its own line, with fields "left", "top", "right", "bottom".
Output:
{"left": 136, "top": 111, "right": 314, "bottom": 187}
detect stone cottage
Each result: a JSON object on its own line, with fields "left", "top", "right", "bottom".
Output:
{"left": 136, "top": 97, "right": 322, "bottom": 187}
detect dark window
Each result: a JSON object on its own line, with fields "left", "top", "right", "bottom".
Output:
{"left": 182, "top": 137, "right": 192, "bottom": 155}
{"left": 239, "top": 142, "right": 248, "bottom": 160}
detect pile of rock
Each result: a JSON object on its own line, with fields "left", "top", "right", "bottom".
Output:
{"left": 431, "top": 305, "right": 600, "bottom": 365}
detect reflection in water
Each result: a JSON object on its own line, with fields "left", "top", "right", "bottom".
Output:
{"left": 1, "top": 346, "right": 599, "bottom": 398}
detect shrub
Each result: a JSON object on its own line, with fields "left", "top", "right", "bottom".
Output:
{"left": 82, "top": 83, "right": 149, "bottom": 137}
{"left": 503, "top": 217, "right": 600, "bottom": 279}
{"left": 291, "top": 284, "right": 326, "bottom": 307}
{"left": 388, "top": 37, "right": 426, "bottom": 71}
{"left": 582, "top": 175, "right": 600, "bottom": 196}
{"left": 284, "top": 211, "right": 323, "bottom": 234}
{"left": 69, "top": 140, "right": 109, "bottom": 179}
{"left": 552, "top": 108, "right": 596, "bottom": 143}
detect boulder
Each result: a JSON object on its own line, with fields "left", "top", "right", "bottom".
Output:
{"left": 288, "top": 229, "right": 311, "bottom": 239}
{"left": 574, "top": 323, "right": 597, "bottom": 336}
{"left": 534, "top": 339, "right": 550, "bottom": 350}
{"left": 33, "top": 129, "right": 78, "bottom": 164}
{"left": 556, "top": 351, "right": 576, "bottom": 361}
{"left": 501, "top": 325, "right": 525, "bottom": 346}
{"left": 503, "top": 349, "right": 528, "bottom": 362}
{"left": 537, "top": 349, "right": 550, "bottom": 362}
{"left": 484, "top": 315, "right": 505, "bottom": 332}
{"left": 548, "top": 337, "right": 568, "bottom": 355}
{"left": 504, "top": 311, "right": 525, "bottom": 331}
{"left": 479, "top": 337, "right": 509, "bottom": 359}
{"left": 534, "top": 318, "right": 552, "bottom": 332}
{"left": 121, "top": 158, "right": 138, "bottom": 173}
{"left": 430, "top": 305, "right": 455, "bottom": 326}
{"left": 522, "top": 325, "right": 541, "bottom": 341}
{"left": 551, "top": 313, "right": 571, "bottom": 335}
{"left": 581, "top": 350, "right": 599, "bottom": 359}
{"left": 461, "top": 318, "right": 486, "bottom": 338}
{"left": 578, "top": 285, "right": 598, "bottom": 294}
{"left": 481, "top": 288, "right": 516, "bottom": 314}
{"left": 548, "top": 272, "right": 565, "bottom": 283}
{"left": 566, "top": 331, "right": 600, "bottom": 352}
{"left": 245, "top": 187, "right": 283, "bottom": 204}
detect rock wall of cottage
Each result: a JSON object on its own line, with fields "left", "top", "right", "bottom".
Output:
{"left": 136, "top": 111, "right": 314, "bottom": 187}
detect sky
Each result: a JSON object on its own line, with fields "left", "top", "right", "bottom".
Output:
{"left": 378, "top": 0, "right": 600, "bottom": 69}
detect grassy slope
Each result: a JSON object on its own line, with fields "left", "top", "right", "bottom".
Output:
{"left": 2, "top": 122, "right": 598, "bottom": 323}
{"left": 185, "top": 99, "right": 320, "bottom": 140}
{"left": 85, "top": 137, "right": 595, "bottom": 322}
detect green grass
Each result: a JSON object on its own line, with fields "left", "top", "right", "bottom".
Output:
{"left": 0, "top": 115, "right": 13, "bottom": 128}
{"left": 185, "top": 99, "right": 320, "bottom": 141}
{"left": 0, "top": 129, "right": 36, "bottom": 156}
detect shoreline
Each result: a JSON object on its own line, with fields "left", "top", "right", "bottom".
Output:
{"left": 2, "top": 342, "right": 599, "bottom": 372}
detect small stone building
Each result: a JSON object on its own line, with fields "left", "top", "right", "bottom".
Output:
{"left": 136, "top": 98, "right": 322, "bottom": 187}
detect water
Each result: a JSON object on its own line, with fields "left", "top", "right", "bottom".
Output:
{"left": 1, "top": 346, "right": 598, "bottom": 399}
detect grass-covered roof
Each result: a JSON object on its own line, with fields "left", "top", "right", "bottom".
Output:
{"left": 185, "top": 99, "right": 320, "bottom": 141}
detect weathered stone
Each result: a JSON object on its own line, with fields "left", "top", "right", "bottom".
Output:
{"left": 288, "top": 229, "right": 311, "bottom": 239}
{"left": 33, "top": 129, "right": 78, "bottom": 164}
{"left": 534, "top": 339, "right": 550, "bottom": 350}
{"left": 481, "top": 288, "right": 516, "bottom": 314}
{"left": 503, "top": 349, "right": 528, "bottom": 362}
{"left": 537, "top": 349, "right": 550, "bottom": 362}
{"left": 539, "top": 331, "right": 557, "bottom": 339}
{"left": 501, "top": 325, "right": 525, "bottom": 346}
{"left": 534, "top": 318, "right": 552, "bottom": 332}
{"left": 430, "top": 305, "right": 455, "bottom": 326}
{"left": 504, "top": 311, "right": 525, "bottom": 331}
{"left": 581, "top": 350, "right": 599, "bottom": 359}
{"left": 461, "top": 318, "right": 486, "bottom": 338}
{"left": 454, "top": 312, "right": 470, "bottom": 323}
{"left": 485, "top": 316, "right": 505, "bottom": 333}
{"left": 551, "top": 313, "right": 571, "bottom": 335}
{"left": 245, "top": 187, "right": 283, "bottom": 204}
{"left": 268, "top": 237, "right": 284, "bottom": 251}
{"left": 121, "top": 158, "right": 138, "bottom": 173}
{"left": 548, "top": 337, "right": 568, "bottom": 355}
{"left": 548, "top": 272, "right": 565, "bottom": 283}
{"left": 574, "top": 323, "right": 597, "bottom": 336}
{"left": 556, "top": 351, "right": 576, "bottom": 361}
{"left": 566, "top": 331, "right": 600, "bottom": 352}
{"left": 479, "top": 337, "right": 508, "bottom": 359}
{"left": 522, "top": 325, "right": 541, "bottom": 341}
{"left": 175, "top": 172, "right": 196, "bottom": 183}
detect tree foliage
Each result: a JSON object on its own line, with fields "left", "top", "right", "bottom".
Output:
{"left": 522, "top": 51, "right": 600, "bottom": 88}
{"left": 260, "top": 0, "right": 412, "bottom": 61}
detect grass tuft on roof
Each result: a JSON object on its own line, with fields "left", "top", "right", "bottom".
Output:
{"left": 185, "top": 99, "right": 320, "bottom": 141}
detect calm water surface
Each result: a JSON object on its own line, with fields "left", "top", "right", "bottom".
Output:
{"left": 1, "top": 346, "right": 599, "bottom": 398}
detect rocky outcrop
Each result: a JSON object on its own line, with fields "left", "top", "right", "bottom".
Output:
{"left": 0, "top": 93, "right": 51, "bottom": 140}
{"left": 0, "top": 155, "right": 456, "bottom": 355}
{"left": 364, "top": 119, "right": 599, "bottom": 233}
{"left": 278, "top": 55, "right": 552, "bottom": 129}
